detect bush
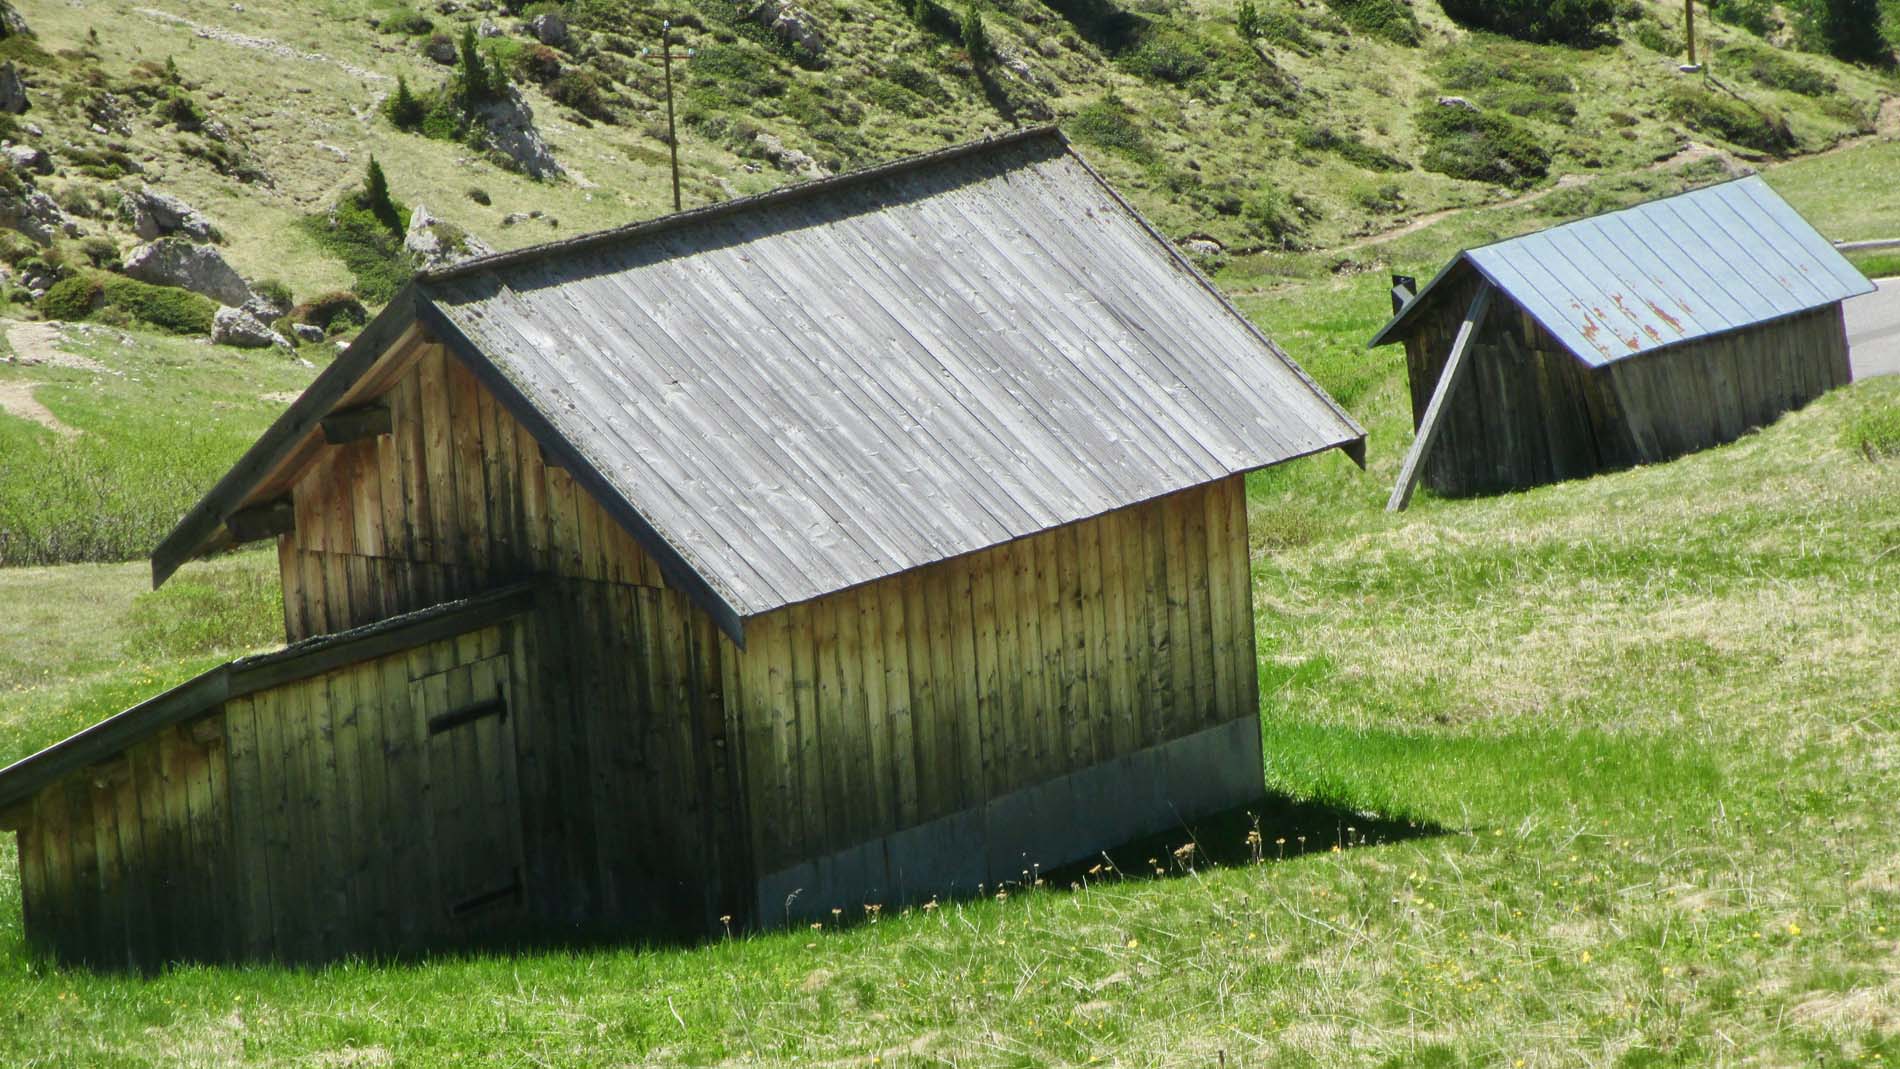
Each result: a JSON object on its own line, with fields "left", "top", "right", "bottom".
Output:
{"left": 77, "top": 236, "right": 119, "bottom": 268}
{"left": 1417, "top": 102, "right": 1550, "bottom": 187}
{"left": 1435, "top": 0, "right": 1616, "bottom": 44}
{"left": 1295, "top": 124, "right": 1410, "bottom": 171}
{"left": 1711, "top": 0, "right": 1776, "bottom": 35}
{"left": 1243, "top": 184, "right": 1304, "bottom": 247}
{"left": 385, "top": 73, "right": 426, "bottom": 128}
{"left": 293, "top": 292, "right": 372, "bottom": 334}
{"left": 380, "top": 7, "right": 435, "bottom": 35}
{"left": 1629, "top": 17, "right": 1684, "bottom": 54}
{"left": 466, "top": 186, "right": 491, "bottom": 205}
{"left": 253, "top": 278, "right": 293, "bottom": 309}
{"left": 1324, "top": 0, "right": 1421, "bottom": 44}
{"left": 299, "top": 190, "right": 413, "bottom": 304}
{"left": 98, "top": 277, "right": 217, "bottom": 334}
{"left": 961, "top": 3, "right": 991, "bottom": 62}
{"left": 160, "top": 88, "right": 206, "bottom": 131}
{"left": 37, "top": 275, "right": 102, "bottom": 321}
{"left": 1665, "top": 84, "right": 1799, "bottom": 155}
{"left": 549, "top": 69, "right": 614, "bottom": 121}
{"left": 1123, "top": 24, "right": 1209, "bottom": 82}
{"left": 1067, "top": 92, "right": 1154, "bottom": 162}
{"left": 517, "top": 43, "right": 563, "bottom": 83}
{"left": 1792, "top": 0, "right": 1893, "bottom": 64}
{"left": 1236, "top": 0, "right": 1262, "bottom": 38}
{"left": 1720, "top": 44, "right": 1837, "bottom": 95}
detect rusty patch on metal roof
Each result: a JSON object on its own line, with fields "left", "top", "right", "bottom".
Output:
{"left": 1644, "top": 298, "right": 1685, "bottom": 334}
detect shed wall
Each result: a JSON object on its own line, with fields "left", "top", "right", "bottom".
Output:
{"left": 721, "top": 475, "right": 1261, "bottom": 919}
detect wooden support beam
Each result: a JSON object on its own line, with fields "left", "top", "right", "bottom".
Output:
{"left": 0, "top": 800, "right": 29, "bottom": 831}
{"left": 320, "top": 403, "right": 393, "bottom": 445}
{"left": 1387, "top": 282, "right": 1494, "bottom": 512}
{"left": 225, "top": 498, "right": 295, "bottom": 544}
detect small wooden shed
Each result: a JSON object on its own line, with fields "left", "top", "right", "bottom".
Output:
{"left": 1371, "top": 175, "right": 1872, "bottom": 506}
{"left": 0, "top": 128, "right": 1365, "bottom": 969}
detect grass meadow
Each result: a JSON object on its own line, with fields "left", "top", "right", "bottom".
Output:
{"left": 0, "top": 137, "right": 1897, "bottom": 1068}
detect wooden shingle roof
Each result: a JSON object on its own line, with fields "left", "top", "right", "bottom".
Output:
{"left": 155, "top": 129, "right": 1363, "bottom": 640}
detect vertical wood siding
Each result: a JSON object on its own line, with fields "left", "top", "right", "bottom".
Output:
{"left": 720, "top": 476, "right": 1258, "bottom": 886}
{"left": 1402, "top": 280, "right": 1852, "bottom": 497}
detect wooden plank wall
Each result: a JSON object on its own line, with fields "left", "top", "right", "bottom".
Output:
{"left": 14, "top": 720, "right": 231, "bottom": 969}
{"left": 720, "top": 475, "right": 1258, "bottom": 888}
{"left": 16, "top": 624, "right": 521, "bottom": 968}
{"left": 1402, "top": 283, "right": 1851, "bottom": 497}
{"left": 280, "top": 345, "right": 674, "bottom": 641}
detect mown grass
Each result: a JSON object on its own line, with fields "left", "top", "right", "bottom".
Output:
{"left": 0, "top": 261, "right": 1896, "bottom": 1064}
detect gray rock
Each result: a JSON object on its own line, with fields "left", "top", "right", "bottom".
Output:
{"left": 121, "top": 186, "right": 222, "bottom": 243}
{"left": 3, "top": 142, "right": 49, "bottom": 175}
{"left": 211, "top": 305, "right": 288, "bottom": 350}
{"left": 746, "top": 0, "right": 823, "bottom": 61}
{"left": 0, "top": 62, "right": 26, "bottom": 115}
{"left": 404, "top": 202, "right": 495, "bottom": 270}
{"left": 529, "top": 11, "right": 568, "bottom": 47}
{"left": 122, "top": 239, "right": 253, "bottom": 306}
{"left": 0, "top": 188, "right": 69, "bottom": 244}
{"left": 470, "top": 86, "right": 564, "bottom": 179}
{"left": 0, "top": 1, "right": 31, "bottom": 37}
{"left": 1436, "top": 96, "right": 1478, "bottom": 111}
{"left": 753, "top": 131, "right": 829, "bottom": 179}
{"left": 1181, "top": 237, "right": 1224, "bottom": 257}
{"left": 477, "top": 18, "right": 503, "bottom": 37}
{"left": 292, "top": 323, "right": 327, "bottom": 344}
{"left": 424, "top": 34, "right": 457, "bottom": 64}
{"left": 243, "top": 291, "right": 291, "bottom": 323}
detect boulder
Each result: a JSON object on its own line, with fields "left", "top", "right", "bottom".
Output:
{"left": 404, "top": 202, "right": 495, "bottom": 270}
{"left": 1436, "top": 96, "right": 1478, "bottom": 112}
{"left": 120, "top": 186, "right": 222, "bottom": 243}
{"left": 3, "top": 142, "right": 49, "bottom": 175}
{"left": 753, "top": 131, "right": 830, "bottom": 179}
{"left": 470, "top": 86, "right": 564, "bottom": 179}
{"left": 746, "top": 0, "right": 823, "bottom": 62}
{"left": 0, "top": 1, "right": 31, "bottom": 37}
{"left": 0, "top": 187, "right": 71, "bottom": 244}
{"left": 477, "top": 18, "right": 503, "bottom": 37}
{"left": 423, "top": 34, "right": 457, "bottom": 64}
{"left": 0, "top": 61, "right": 26, "bottom": 115}
{"left": 211, "top": 305, "right": 288, "bottom": 350}
{"left": 529, "top": 11, "right": 568, "bottom": 47}
{"left": 291, "top": 322, "right": 327, "bottom": 344}
{"left": 122, "top": 239, "right": 253, "bottom": 306}
{"left": 243, "top": 290, "right": 291, "bottom": 323}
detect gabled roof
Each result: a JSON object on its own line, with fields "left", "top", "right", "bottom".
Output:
{"left": 1368, "top": 174, "right": 1873, "bottom": 365}
{"left": 155, "top": 128, "right": 1364, "bottom": 642}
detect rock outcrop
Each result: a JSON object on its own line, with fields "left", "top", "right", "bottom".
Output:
{"left": 404, "top": 203, "right": 495, "bottom": 270}
{"left": 753, "top": 131, "right": 830, "bottom": 179}
{"left": 0, "top": 187, "right": 73, "bottom": 245}
{"left": 120, "top": 186, "right": 222, "bottom": 243}
{"left": 0, "top": 62, "right": 27, "bottom": 115}
{"left": 746, "top": 0, "right": 824, "bottom": 63}
{"left": 211, "top": 305, "right": 289, "bottom": 349}
{"left": 122, "top": 239, "right": 253, "bottom": 306}
{"left": 529, "top": 11, "right": 568, "bottom": 47}
{"left": 471, "top": 85, "right": 564, "bottom": 180}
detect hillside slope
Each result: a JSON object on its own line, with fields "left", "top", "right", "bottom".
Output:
{"left": 0, "top": 0, "right": 1893, "bottom": 307}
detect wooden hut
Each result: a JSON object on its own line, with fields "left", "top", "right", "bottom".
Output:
{"left": 0, "top": 129, "right": 1366, "bottom": 970}
{"left": 1371, "top": 175, "right": 1872, "bottom": 508}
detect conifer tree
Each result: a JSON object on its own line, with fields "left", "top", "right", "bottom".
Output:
{"left": 363, "top": 156, "right": 403, "bottom": 234}
{"left": 961, "top": 3, "right": 989, "bottom": 63}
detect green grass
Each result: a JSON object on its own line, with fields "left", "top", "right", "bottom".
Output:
{"left": 1849, "top": 249, "right": 1900, "bottom": 279}
{"left": 0, "top": 324, "right": 320, "bottom": 565}
{"left": 0, "top": 260, "right": 1897, "bottom": 1064}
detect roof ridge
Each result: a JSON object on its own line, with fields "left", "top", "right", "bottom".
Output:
{"left": 420, "top": 125, "right": 1067, "bottom": 284}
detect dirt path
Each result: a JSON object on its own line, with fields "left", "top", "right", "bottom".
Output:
{"left": 3, "top": 321, "right": 106, "bottom": 372}
{"left": 0, "top": 381, "right": 77, "bottom": 436}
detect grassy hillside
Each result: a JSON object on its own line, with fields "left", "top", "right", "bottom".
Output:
{"left": 1, "top": 0, "right": 1893, "bottom": 308}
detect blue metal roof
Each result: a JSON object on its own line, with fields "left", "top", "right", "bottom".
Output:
{"left": 1369, "top": 175, "right": 1874, "bottom": 366}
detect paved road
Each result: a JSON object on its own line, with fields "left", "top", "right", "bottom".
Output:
{"left": 1845, "top": 278, "right": 1900, "bottom": 380}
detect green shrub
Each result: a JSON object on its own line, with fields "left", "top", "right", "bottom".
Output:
{"left": 1436, "top": 0, "right": 1616, "bottom": 44}
{"left": 298, "top": 191, "right": 413, "bottom": 305}
{"left": 1243, "top": 183, "right": 1304, "bottom": 247}
{"left": 1323, "top": 0, "right": 1421, "bottom": 44}
{"left": 1665, "top": 84, "right": 1799, "bottom": 155}
{"left": 1417, "top": 102, "right": 1550, "bottom": 187}
{"left": 550, "top": 69, "right": 615, "bottom": 121}
{"left": 380, "top": 7, "right": 435, "bottom": 35}
{"left": 293, "top": 292, "right": 371, "bottom": 334}
{"left": 160, "top": 88, "right": 206, "bottom": 131}
{"left": 385, "top": 73, "right": 426, "bottom": 128}
{"left": 1711, "top": 0, "right": 1776, "bottom": 35}
{"left": 97, "top": 277, "right": 217, "bottom": 334}
{"left": 1237, "top": 0, "right": 1262, "bottom": 38}
{"left": 1843, "top": 403, "right": 1900, "bottom": 459}
{"left": 1720, "top": 44, "right": 1837, "bottom": 95}
{"left": 77, "top": 236, "right": 118, "bottom": 268}
{"left": 1792, "top": 0, "right": 1892, "bottom": 65}
{"left": 1630, "top": 17, "right": 1684, "bottom": 54}
{"left": 37, "top": 275, "right": 102, "bottom": 321}
{"left": 253, "top": 278, "right": 293, "bottom": 309}
{"left": 1067, "top": 92, "right": 1154, "bottom": 162}
{"left": 1295, "top": 124, "right": 1410, "bottom": 171}
{"left": 961, "top": 3, "right": 991, "bottom": 62}
{"left": 517, "top": 43, "right": 563, "bottom": 83}
{"left": 465, "top": 185, "right": 492, "bottom": 205}
{"left": 1123, "top": 24, "right": 1209, "bottom": 82}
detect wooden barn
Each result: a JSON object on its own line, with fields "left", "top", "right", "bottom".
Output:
{"left": 0, "top": 128, "right": 1366, "bottom": 970}
{"left": 1371, "top": 175, "right": 1872, "bottom": 507}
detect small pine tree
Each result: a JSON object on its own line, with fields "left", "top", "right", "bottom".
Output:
{"left": 961, "top": 3, "right": 989, "bottom": 63}
{"left": 1236, "top": 0, "right": 1262, "bottom": 40}
{"left": 164, "top": 54, "right": 180, "bottom": 84}
{"left": 457, "top": 25, "right": 494, "bottom": 102}
{"left": 362, "top": 157, "right": 403, "bottom": 234}
{"left": 385, "top": 74, "right": 426, "bottom": 129}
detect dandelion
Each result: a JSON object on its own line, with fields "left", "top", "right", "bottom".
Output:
{"left": 1125, "top": 938, "right": 1139, "bottom": 948}
{"left": 1580, "top": 950, "right": 1592, "bottom": 964}
{"left": 1787, "top": 922, "right": 1802, "bottom": 936}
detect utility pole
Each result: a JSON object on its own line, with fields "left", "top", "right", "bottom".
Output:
{"left": 644, "top": 21, "right": 693, "bottom": 212}
{"left": 1682, "top": 0, "right": 1701, "bottom": 72}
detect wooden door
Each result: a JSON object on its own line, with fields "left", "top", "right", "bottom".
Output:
{"left": 410, "top": 654, "right": 525, "bottom": 934}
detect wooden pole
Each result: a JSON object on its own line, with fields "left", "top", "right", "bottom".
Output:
{"left": 1386, "top": 282, "right": 1494, "bottom": 512}
{"left": 662, "top": 21, "right": 681, "bottom": 213}
{"left": 1687, "top": 0, "right": 1697, "bottom": 65}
